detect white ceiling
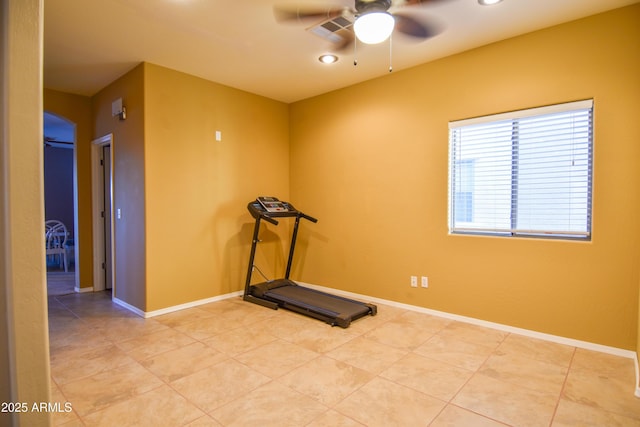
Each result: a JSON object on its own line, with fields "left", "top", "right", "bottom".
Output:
{"left": 43, "top": 0, "right": 638, "bottom": 104}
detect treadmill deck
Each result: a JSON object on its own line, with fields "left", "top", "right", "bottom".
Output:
{"left": 249, "top": 279, "right": 376, "bottom": 328}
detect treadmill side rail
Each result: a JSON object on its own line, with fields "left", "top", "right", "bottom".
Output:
{"left": 243, "top": 294, "right": 278, "bottom": 310}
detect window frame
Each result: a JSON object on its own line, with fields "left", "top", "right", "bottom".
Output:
{"left": 448, "top": 100, "right": 594, "bottom": 240}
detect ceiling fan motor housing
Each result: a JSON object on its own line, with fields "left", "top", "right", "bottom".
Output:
{"left": 356, "top": 0, "right": 392, "bottom": 15}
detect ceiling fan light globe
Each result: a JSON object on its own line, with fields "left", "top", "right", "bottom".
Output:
{"left": 354, "top": 12, "right": 395, "bottom": 44}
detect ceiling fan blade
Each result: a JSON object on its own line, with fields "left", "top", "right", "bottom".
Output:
{"left": 44, "top": 138, "right": 73, "bottom": 148}
{"left": 273, "top": 5, "right": 345, "bottom": 23}
{"left": 333, "top": 30, "right": 355, "bottom": 52}
{"left": 393, "top": 13, "right": 441, "bottom": 39}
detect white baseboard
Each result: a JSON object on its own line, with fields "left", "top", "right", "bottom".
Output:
{"left": 112, "top": 297, "right": 146, "bottom": 317}
{"left": 143, "top": 291, "right": 244, "bottom": 318}
{"left": 113, "top": 290, "right": 244, "bottom": 319}
{"left": 75, "top": 286, "right": 93, "bottom": 293}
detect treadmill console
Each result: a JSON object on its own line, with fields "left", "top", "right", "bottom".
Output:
{"left": 248, "top": 197, "right": 318, "bottom": 224}
{"left": 257, "top": 196, "right": 289, "bottom": 213}
{"left": 249, "top": 196, "right": 297, "bottom": 220}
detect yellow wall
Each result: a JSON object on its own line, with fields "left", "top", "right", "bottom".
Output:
{"left": 44, "top": 89, "right": 93, "bottom": 290}
{"left": 1, "top": 0, "right": 51, "bottom": 425}
{"left": 93, "top": 64, "right": 147, "bottom": 309}
{"left": 143, "top": 64, "right": 290, "bottom": 311}
{"left": 289, "top": 5, "right": 640, "bottom": 350}
{"left": 62, "top": 62, "right": 291, "bottom": 312}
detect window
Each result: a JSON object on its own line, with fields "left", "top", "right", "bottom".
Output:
{"left": 448, "top": 100, "right": 593, "bottom": 239}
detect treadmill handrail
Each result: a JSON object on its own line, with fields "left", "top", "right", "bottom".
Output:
{"left": 261, "top": 214, "right": 279, "bottom": 226}
{"left": 299, "top": 212, "right": 318, "bottom": 223}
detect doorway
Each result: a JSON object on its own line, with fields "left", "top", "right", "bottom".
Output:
{"left": 44, "top": 112, "right": 77, "bottom": 296}
{"left": 91, "top": 134, "right": 114, "bottom": 292}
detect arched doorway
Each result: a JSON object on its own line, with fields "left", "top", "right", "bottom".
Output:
{"left": 44, "top": 111, "right": 78, "bottom": 295}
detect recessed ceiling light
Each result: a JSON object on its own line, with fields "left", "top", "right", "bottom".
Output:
{"left": 319, "top": 54, "right": 338, "bottom": 64}
{"left": 478, "top": 0, "right": 503, "bottom": 5}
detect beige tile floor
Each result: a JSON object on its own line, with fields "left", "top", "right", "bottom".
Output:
{"left": 48, "top": 291, "right": 640, "bottom": 426}
{"left": 47, "top": 271, "right": 76, "bottom": 296}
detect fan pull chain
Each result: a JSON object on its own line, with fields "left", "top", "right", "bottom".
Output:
{"left": 353, "top": 37, "right": 358, "bottom": 67}
{"left": 389, "top": 34, "right": 393, "bottom": 72}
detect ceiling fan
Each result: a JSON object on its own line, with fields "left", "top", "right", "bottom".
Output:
{"left": 274, "top": 0, "right": 447, "bottom": 50}
{"left": 44, "top": 136, "right": 73, "bottom": 148}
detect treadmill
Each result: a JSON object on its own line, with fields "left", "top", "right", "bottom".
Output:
{"left": 243, "top": 197, "right": 376, "bottom": 328}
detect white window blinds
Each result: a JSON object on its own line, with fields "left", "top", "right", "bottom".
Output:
{"left": 448, "top": 100, "right": 593, "bottom": 239}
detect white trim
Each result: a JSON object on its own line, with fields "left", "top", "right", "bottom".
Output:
{"left": 449, "top": 99, "right": 593, "bottom": 128}
{"left": 74, "top": 285, "right": 93, "bottom": 294}
{"left": 114, "top": 291, "right": 244, "bottom": 319}
{"left": 112, "top": 297, "right": 145, "bottom": 317}
{"left": 143, "top": 292, "right": 244, "bottom": 318}
{"left": 91, "top": 134, "right": 113, "bottom": 292}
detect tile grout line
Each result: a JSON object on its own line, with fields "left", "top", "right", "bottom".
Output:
{"left": 53, "top": 305, "right": 169, "bottom": 424}
{"left": 432, "top": 331, "right": 512, "bottom": 426}
{"left": 547, "top": 346, "right": 578, "bottom": 427}
{"left": 70, "top": 304, "right": 243, "bottom": 426}
{"left": 315, "top": 319, "right": 400, "bottom": 424}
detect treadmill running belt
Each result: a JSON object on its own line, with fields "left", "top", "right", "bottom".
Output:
{"left": 264, "top": 285, "right": 372, "bottom": 319}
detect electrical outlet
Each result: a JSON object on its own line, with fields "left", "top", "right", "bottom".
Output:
{"left": 410, "top": 276, "right": 418, "bottom": 288}
{"left": 421, "top": 276, "right": 428, "bottom": 288}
